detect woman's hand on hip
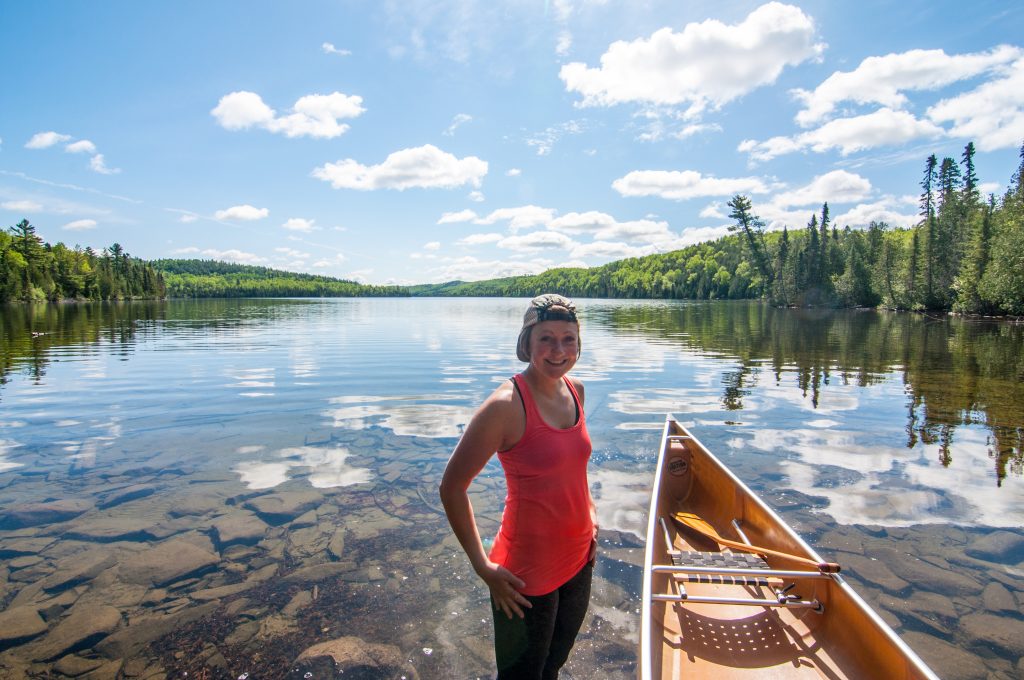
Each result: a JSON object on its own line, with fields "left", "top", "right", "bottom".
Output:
{"left": 477, "top": 561, "right": 531, "bottom": 619}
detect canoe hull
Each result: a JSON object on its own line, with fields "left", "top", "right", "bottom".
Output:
{"left": 639, "top": 416, "right": 938, "bottom": 680}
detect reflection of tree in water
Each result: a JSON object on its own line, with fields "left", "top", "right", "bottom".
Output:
{"left": 594, "top": 301, "right": 1024, "bottom": 483}
{"left": 1, "top": 299, "right": 327, "bottom": 401}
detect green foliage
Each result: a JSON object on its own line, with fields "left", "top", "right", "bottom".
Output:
{"left": 150, "top": 259, "right": 404, "bottom": 298}
{"left": 0, "top": 220, "right": 166, "bottom": 303}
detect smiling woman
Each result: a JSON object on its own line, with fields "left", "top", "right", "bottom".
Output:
{"left": 439, "top": 293, "right": 598, "bottom": 679}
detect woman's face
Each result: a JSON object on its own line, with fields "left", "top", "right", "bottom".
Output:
{"left": 527, "top": 320, "right": 579, "bottom": 378}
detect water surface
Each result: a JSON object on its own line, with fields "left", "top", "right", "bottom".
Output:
{"left": 1, "top": 299, "right": 1022, "bottom": 679}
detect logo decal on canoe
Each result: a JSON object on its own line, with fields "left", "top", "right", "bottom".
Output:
{"left": 668, "top": 456, "right": 688, "bottom": 476}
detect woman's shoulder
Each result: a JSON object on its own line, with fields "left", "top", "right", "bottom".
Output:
{"left": 477, "top": 378, "right": 521, "bottom": 421}
{"left": 567, "top": 375, "right": 585, "bottom": 404}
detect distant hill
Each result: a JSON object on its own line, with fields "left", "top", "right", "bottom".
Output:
{"left": 150, "top": 259, "right": 405, "bottom": 298}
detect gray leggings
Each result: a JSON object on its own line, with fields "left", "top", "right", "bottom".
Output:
{"left": 492, "top": 560, "right": 593, "bottom": 680}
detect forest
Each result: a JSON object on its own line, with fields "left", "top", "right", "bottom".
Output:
{"left": 150, "top": 259, "right": 405, "bottom": 298}
{"left": 0, "top": 220, "right": 166, "bottom": 302}
{"left": 412, "top": 142, "right": 1024, "bottom": 316}
{"left": 3, "top": 141, "right": 1022, "bottom": 313}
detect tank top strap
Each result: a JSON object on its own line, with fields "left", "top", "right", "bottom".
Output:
{"left": 512, "top": 373, "right": 583, "bottom": 427}
{"left": 512, "top": 373, "right": 541, "bottom": 425}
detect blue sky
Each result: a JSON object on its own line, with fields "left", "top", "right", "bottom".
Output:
{"left": 2, "top": 0, "right": 1022, "bottom": 285}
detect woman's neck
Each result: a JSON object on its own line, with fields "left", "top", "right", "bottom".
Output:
{"left": 522, "top": 365, "right": 566, "bottom": 397}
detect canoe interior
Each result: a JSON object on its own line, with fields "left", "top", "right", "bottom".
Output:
{"left": 640, "top": 417, "right": 938, "bottom": 680}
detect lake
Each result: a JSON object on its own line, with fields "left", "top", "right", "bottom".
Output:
{"left": 1, "top": 298, "right": 1022, "bottom": 679}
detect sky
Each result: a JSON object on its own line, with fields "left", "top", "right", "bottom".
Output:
{"left": 2, "top": 0, "right": 1023, "bottom": 286}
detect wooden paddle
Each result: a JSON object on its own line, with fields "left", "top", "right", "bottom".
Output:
{"left": 672, "top": 511, "right": 841, "bottom": 574}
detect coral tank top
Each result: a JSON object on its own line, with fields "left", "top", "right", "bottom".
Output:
{"left": 489, "top": 373, "right": 594, "bottom": 596}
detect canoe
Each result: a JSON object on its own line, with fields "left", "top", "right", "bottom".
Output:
{"left": 640, "top": 416, "right": 939, "bottom": 679}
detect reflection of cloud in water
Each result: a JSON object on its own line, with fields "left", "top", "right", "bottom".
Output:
{"left": 752, "top": 427, "right": 1024, "bottom": 528}
{"left": 590, "top": 469, "right": 652, "bottom": 540}
{"left": 756, "top": 379, "right": 861, "bottom": 414}
{"left": 234, "top": 461, "right": 292, "bottom": 489}
{"left": 281, "top": 446, "right": 373, "bottom": 488}
{"left": 806, "top": 419, "right": 840, "bottom": 428}
{"left": 239, "top": 392, "right": 275, "bottom": 398}
{"left": 325, "top": 395, "right": 474, "bottom": 438}
{"left": 234, "top": 446, "right": 373, "bottom": 490}
{"left": 608, "top": 388, "right": 721, "bottom": 416}
{"left": 0, "top": 439, "right": 24, "bottom": 472}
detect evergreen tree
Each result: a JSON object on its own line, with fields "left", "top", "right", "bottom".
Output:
{"left": 919, "top": 154, "right": 939, "bottom": 307}
{"left": 727, "top": 195, "right": 774, "bottom": 295}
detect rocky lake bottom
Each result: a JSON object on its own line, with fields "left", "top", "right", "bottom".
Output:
{"left": 1, "top": 424, "right": 1022, "bottom": 680}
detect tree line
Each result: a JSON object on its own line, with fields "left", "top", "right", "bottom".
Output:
{"left": 414, "top": 141, "right": 1024, "bottom": 316}
{"left": 0, "top": 220, "right": 166, "bottom": 302}
{"left": 5, "top": 140, "right": 1022, "bottom": 313}
{"left": 150, "top": 259, "right": 405, "bottom": 298}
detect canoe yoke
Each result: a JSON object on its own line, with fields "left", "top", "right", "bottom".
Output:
{"left": 653, "top": 515, "right": 828, "bottom": 612}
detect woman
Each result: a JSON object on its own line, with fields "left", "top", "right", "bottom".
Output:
{"left": 439, "top": 294, "right": 597, "bottom": 680}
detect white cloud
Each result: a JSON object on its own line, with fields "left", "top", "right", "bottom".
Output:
{"left": 2, "top": 200, "right": 43, "bottom": 212}
{"left": 793, "top": 45, "right": 1022, "bottom": 126}
{"left": 423, "top": 241, "right": 441, "bottom": 250}
{"left": 179, "top": 214, "right": 199, "bottom": 223}
{"left": 506, "top": 168, "right": 522, "bottom": 177}
{"left": 560, "top": 3, "right": 823, "bottom": 112}
{"left": 65, "top": 140, "right": 97, "bottom": 154}
{"left": 526, "top": 120, "right": 586, "bottom": 155}
{"left": 498, "top": 230, "right": 575, "bottom": 252}
{"left": 927, "top": 56, "right": 1024, "bottom": 151}
{"left": 831, "top": 199, "right": 919, "bottom": 229}
{"left": 26, "top": 131, "right": 71, "bottom": 149}
{"left": 677, "top": 225, "right": 732, "bottom": 246}
{"left": 699, "top": 202, "right": 725, "bottom": 219}
{"left": 468, "top": 190, "right": 485, "bottom": 202}
{"left": 475, "top": 205, "right": 556, "bottom": 231}
{"left": 556, "top": 30, "right": 572, "bottom": 57}
{"left": 772, "top": 170, "right": 872, "bottom": 207}
{"left": 90, "top": 154, "right": 121, "bottom": 174}
{"left": 438, "top": 209, "right": 478, "bottom": 224}
{"left": 212, "top": 90, "right": 365, "bottom": 139}
{"left": 63, "top": 219, "right": 97, "bottom": 230}
{"left": 443, "top": 113, "right": 473, "bottom": 136}
{"left": 215, "top": 204, "right": 269, "bottom": 221}
{"left": 312, "top": 144, "right": 487, "bottom": 190}
{"left": 431, "top": 255, "right": 554, "bottom": 282}
{"left": 739, "top": 108, "right": 945, "bottom": 161}
{"left": 282, "top": 217, "right": 317, "bottom": 232}
{"left": 457, "top": 232, "right": 503, "bottom": 245}
{"left": 612, "top": 169, "right": 770, "bottom": 200}
{"left": 570, "top": 240, "right": 654, "bottom": 259}
{"left": 322, "top": 42, "right": 352, "bottom": 56}
{"left": 548, "top": 211, "right": 673, "bottom": 244}
{"left": 276, "top": 247, "right": 310, "bottom": 259}
{"left": 171, "top": 247, "right": 267, "bottom": 264}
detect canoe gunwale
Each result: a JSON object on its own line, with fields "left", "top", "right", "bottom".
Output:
{"left": 639, "top": 414, "right": 940, "bottom": 680}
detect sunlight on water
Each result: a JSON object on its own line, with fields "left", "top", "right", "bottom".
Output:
{"left": 0, "top": 298, "right": 1022, "bottom": 679}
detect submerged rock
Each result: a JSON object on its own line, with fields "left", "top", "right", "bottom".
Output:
{"left": 97, "top": 484, "right": 158, "bottom": 509}
{"left": 0, "top": 606, "right": 48, "bottom": 646}
{"left": 28, "top": 604, "right": 121, "bottom": 661}
{"left": 959, "top": 612, "right": 1024, "bottom": 658}
{"left": 117, "top": 538, "right": 219, "bottom": 587}
{"left": 243, "top": 490, "right": 322, "bottom": 525}
{"left": 210, "top": 512, "right": 268, "bottom": 548}
{"left": 965, "top": 530, "right": 1024, "bottom": 563}
{"left": 294, "top": 636, "right": 418, "bottom": 680}
{"left": 0, "top": 499, "right": 94, "bottom": 530}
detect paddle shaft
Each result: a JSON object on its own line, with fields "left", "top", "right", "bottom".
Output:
{"left": 673, "top": 512, "right": 841, "bottom": 574}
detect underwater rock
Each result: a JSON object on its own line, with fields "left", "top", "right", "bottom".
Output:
{"left": 52, "top": 654, "right": 105, "bottom": 676}
{"left": 210, "top": 512, "right": 268, "bottom": 548}
{"left": 94, "top": 602, "right": 219, "bottom": 659}
{"left": 0, "top": 606, "right": 48, "bottom": 646}
{"left": 97, "top": 484, "right": 158, "bottom": 510}
{"left": 28, "top": 603, "right": 121, "bottom": 661}
{"left": 243, "top": 490, "right": 322, "bottom": 525}
{"left": 839, "top": 553, "right": 910, "bottom": 594}
{"left": 0, "top": 536, "right": 57, "bottom": 557}
{"left": 64, "top": 517, "right": 159, "bottom": 543}
{"left": 965, "top": 530, "right": 1024, "bottom": 563}
{"left": 874, "top": 548, "right": 983, "bottom": 597}
{"left": 42, "top": 551, "right": 117, "bottom": 593}
{"left": 981, "top": 582, "right": 1018, "bottom": 614}
{"left": 117, "top": 538, "right": 219, "bottom": 587}
{"left": 0, "top": 499, "right": 94, "bottom": 530}
{"left": 959, "top": 612, "right": 1024, "bottom": 658}
{"left": 294, "top": 636, "right": 418, "bottom": 680}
